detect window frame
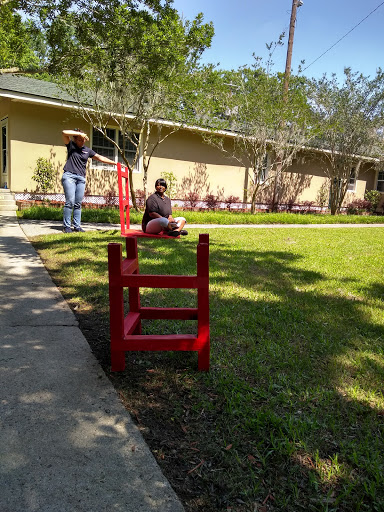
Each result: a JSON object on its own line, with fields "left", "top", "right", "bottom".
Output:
{"left": 259, "top": 153, "right": 269, "bottom": 184}
{"left": 377, "top": 170, "right": 384, "bottom": 192}
{"left": 1, "top": 117, "right": 8, "bottom": 188}
{"left": 347, "top": 167, "right": 356, "bottom": 192}
{"left": 90, "top": 127, "right": 142, "bottom": 173}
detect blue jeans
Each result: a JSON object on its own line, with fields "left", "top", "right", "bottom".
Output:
{"left": 62, "top": 172, "right": 86, "bottom": 229}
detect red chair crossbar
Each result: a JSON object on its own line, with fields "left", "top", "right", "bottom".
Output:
{"left": 108, "top": 234, "right": 210, "bottom": 371}
{"left": 117, "top": 162, "right": 178, "bottom": 238}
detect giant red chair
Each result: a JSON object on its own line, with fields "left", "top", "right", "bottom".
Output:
{"left": 117, "top": 162, "right": 178, "bottom": 238}
{"left": 108, "top": 234, "right": 210, "bottom": 371}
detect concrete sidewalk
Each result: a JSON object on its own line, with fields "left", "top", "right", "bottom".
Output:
{"left": 0, "top": 210, "right": 184, "bottom": 512}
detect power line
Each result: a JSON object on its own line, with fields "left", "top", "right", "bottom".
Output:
{"left": 302, "top": 1, "right": 384, "bottom": 72}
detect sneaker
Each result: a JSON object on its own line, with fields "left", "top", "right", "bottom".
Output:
{"left": 180, "top": 230, "right": 188, "bottom": 236}
{"left": 63, "top": 227, "right": 72, "bottom": 233}
{"left": 74, "top": 227, "right": 85, "bottom": 232}
{"left": 167, "top": 230, "right": 180, "bottom": 237}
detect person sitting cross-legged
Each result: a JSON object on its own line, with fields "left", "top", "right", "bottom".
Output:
{"left": 142, "top": 178, "right": 188, "bottom": 237}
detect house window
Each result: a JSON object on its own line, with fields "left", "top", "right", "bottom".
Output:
{"left": 2, "top": 124, "right": 6, "bottom": 174}
{"left": 347, "top": 168, "right": 356, "bottom": 192}
{"left": 1, "top": 118, "right": 8, "bottom": 188}
{"left": 92, "top": 128, "right": 115, "bottom": 166}
{"left": 259, "top": 154, "right": 269, "bottom": 183}
{"left": 377, "top": 171, "right": 384, "bottom": 192}
{"left": 91, "top": 128, "right": 140, "bottom": 171}
{"left": 118, "top": 132, "right": 138, "bottom": 167}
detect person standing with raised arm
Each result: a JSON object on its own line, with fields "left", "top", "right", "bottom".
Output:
{"left": 61, "top": 128, "right": 117, "bottom": 233}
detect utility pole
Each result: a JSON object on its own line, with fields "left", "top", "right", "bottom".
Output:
{"left": 271, "top": 0, "right": 303, "bottom": 212}
{"left": 284, "top": 0, "right": 303, "bottom": 99}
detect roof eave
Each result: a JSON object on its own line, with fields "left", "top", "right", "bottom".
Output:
{"left": 1, "top": 89, "right": 381, "bottom": 164}
{"left": 0, "top": 90, "right": 79, "bottom": 109}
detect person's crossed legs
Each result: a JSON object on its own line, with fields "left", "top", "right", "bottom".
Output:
{"left": 145, "top": 217, "right": 187, "bottom": 235}
{"left": 145, "top": 217, "right": 169, "bottom": 234}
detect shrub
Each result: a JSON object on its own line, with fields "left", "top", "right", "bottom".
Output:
{"left": 184, "top": 191, "right": 200, "bottom": 208}
{"left": 161, "top": 171, "right": 178, "bottom": 199}
{"left": 32, "top": 157, "right": 56, "bottom": 193}
{"left": 346, "top": 198, "right": 371, "bottom": 215}
{"left": 204, "top": 194, "right": 219, "bottom": 210}
{"left": 316, "top": 181, "right": 330, "bottom": 207}
{"left": 104, "top": 188, "right": 118, "bottom": 207}
{"left": 301, "top": 200, "right": 315, "bottom": 214}
{"left": 286, "top": 199, "right": 296, "bottom": 212}
{"left": 364, "top": 190, "right": 381, "bottom": 213}
{"left": 225, "top": 195, "right": 240, "bottom": 210}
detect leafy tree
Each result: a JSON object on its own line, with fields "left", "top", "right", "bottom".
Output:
{"left": 193, "top": 58, "right": 316, "bottom": 213}
{"left": 19, "top": 0, "right": 213, "bottom": 208}
{"left": 364, "top": 189, "right": 382, "bottom": 213}
{"left": 310, "top": 68, "right": 384, "bottom": 214}
{"left": 0, "top": 1, "right": 43, "bottom": 72}
{"left": 161, "top": 171, "right": 178, "bottom": 199}
{"left": 315, "top": 180, "right": 330, "bottom": 208}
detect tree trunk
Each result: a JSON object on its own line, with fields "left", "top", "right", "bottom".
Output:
{"left": 330, "top": 204, "right": 337, "bottom": 215}
{"left": 141, "top": 121, "right": 150, "bottom": 203}
{"left": 270, "top": 156, "right": 282, "bottom": 212}
{"left": 128, "top": 168, "right": 138, "bottom": 211}
{"left": 250, "top": 188, "right": 258, "bottom": 214}
{"left": 143, "top": 162, "right": 148, "bottom": 201}
{"left": 328, "top": 177, "right": 339, "bottom": 215}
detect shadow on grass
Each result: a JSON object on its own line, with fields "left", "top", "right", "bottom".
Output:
{"left": 31, "top": 231, "right": 384, "bottom": 512}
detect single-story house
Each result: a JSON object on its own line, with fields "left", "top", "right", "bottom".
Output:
{"left": 1, "top": 74, "right": 383, "bottom": 209}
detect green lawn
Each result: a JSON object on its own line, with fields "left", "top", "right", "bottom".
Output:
{"left": 32, "top": 227, "right": 384, "bottom": 511}
{"left": 17, "top": 204, "right": 384, "bottom": 224}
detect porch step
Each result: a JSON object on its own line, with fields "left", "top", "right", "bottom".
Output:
{"left": 0, "top": 204, "right": 18, "bottom": 211}
{"left": 0, "top": 189, "right": 17, "bottom": 211}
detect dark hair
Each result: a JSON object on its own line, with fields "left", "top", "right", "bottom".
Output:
{"left": 155, "top": 178, "right": 167, "bottom": 190}
{"left": 73, "top": 128, "right": 84, "bottom": 138}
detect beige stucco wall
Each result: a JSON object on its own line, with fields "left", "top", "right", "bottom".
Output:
{"left": 343, "top": 162, "right": 372, "bottom": 205}
{"left": 6, "top": 100, "right": 143, "bottom": 195}
{"left": 361, "top": 165, "right": 384, "bottom": 211}
{"left": 279, "top": 156, "right": 328, "bottom": 204}
{"left": 9, "top": 100, "right": 67, "bottom": 192}
{"left": 4, "top": 98, "right": 382, "bottom": 206}
{"left": 0, "top": 98, "right": 11, "bottom": 123}
{"left": 257, "top": 153, "right": 374, "bottom": 206}
{"left": 0, "top": 98, "right": 11, "bottom": 120}
{"left": 360, "top": 164, "right": 379, "bottom": 191}
{"left": 145, "top": 130, "right": 245, "bottom": 200}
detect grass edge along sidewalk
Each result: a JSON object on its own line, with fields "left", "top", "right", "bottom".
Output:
{"left": 31, "top": 227, "right": 384, "bottom": 512}
{"left": 17, "top": 205, "right": 384, "bottom": 225}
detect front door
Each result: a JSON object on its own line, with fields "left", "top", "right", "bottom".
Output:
{"left": 1, "top": 119, "right": 8, "bottom": 188}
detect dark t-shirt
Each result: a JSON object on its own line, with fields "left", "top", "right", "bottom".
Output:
{"left": 63, "top": 140, "right": 96, "bottom": 177}
{"left": 142, "top": 192, "right": 172, "bottom": 232}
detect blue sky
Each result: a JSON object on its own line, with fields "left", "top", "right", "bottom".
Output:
{"left": 171, "top": 0, "right": 384, "bottom": 82}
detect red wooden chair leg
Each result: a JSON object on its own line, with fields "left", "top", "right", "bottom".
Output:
{"left": 126, "top": 237, "right": 142, "bottom": 333}
{"left": 111, "top": 350, "right": 126, "bottom": 372}
{"left": 198, "top": 341, "right": 210, "bottom": 371}
{"left": 108, "top": 242, "right": 126, "bottom": 372}
{"left": 197, "top": 234, "right": 210, "bottom": 371}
